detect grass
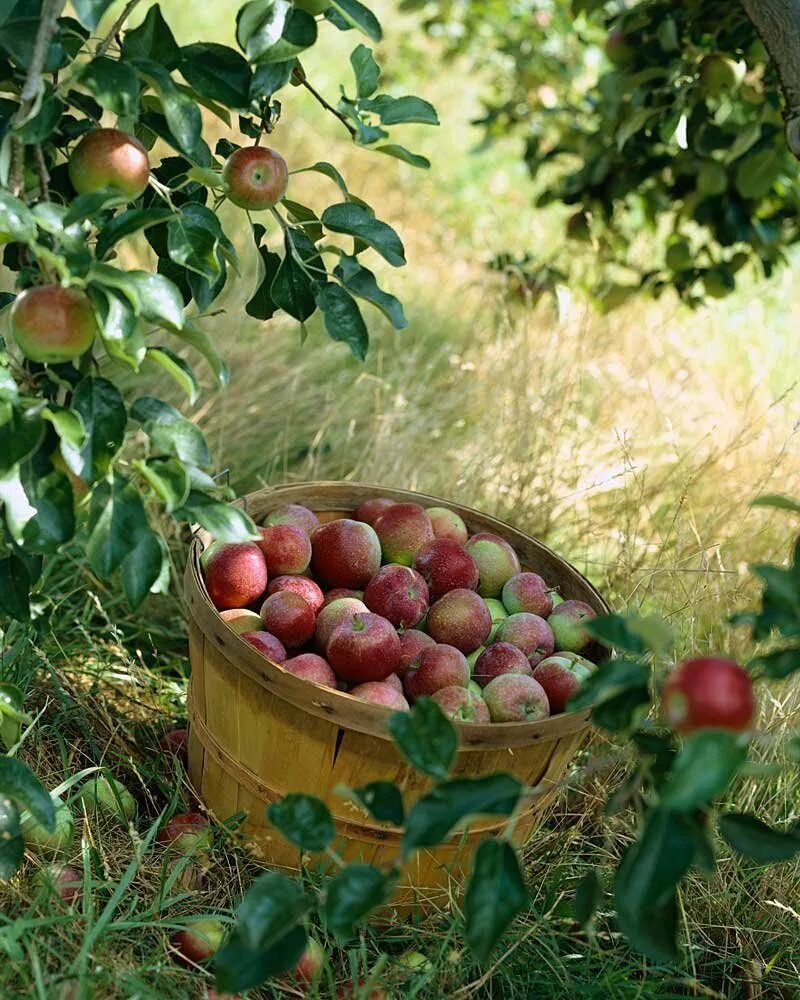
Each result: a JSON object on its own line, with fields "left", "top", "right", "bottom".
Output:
{"left": 2, "top": 0, "right": 800, "bottom": 996}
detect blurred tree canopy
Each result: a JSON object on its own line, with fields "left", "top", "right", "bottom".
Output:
{"left": 403, "top": 0, "right": 800, "bottom": 310}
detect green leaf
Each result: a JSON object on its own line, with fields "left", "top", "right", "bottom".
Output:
{"left": 130, "top": 396, "right": 210, "bottom": 467}
{"left": 167, "top": 203, "right": 222, "bottom": 282}
{"left": 267, "top": 794, "right": 334, "bottom": 852}
{"left": 328, "top": 0, "right": 382, "bottom": 41}
{"left": 270, "top": 229, "right": 319, "bottom": 321}
{"left": 96, "top": 207, "right": 175, "bottom": 260}
{"left": 126, "top": 270, "right": 185, "bottom": 329}
{"left": 122, "top": 4, "right": 180, "bottom": 69}
{"left": 350, "top": 781, "right": 404, "bottom": 825}
{"left": 215, "top": 925, "right": 307, "bottom": 994}
{"left": 173, "top": 491, "right": 259, "bottom": 542}
{"left": 735, "top": 149, "right": 783, "bottom": 200}
{"left": 43, "top": 407, "right": 85, "bottom": 449}
{"left": 61, "top": 377, "right": 126, "bottom": 483}
{"left": 0, "top": 555, "right": 31, "bottom": 621}
{"left": 572, "top": 870, "right": 601, "bottom": 927}
{"left": 132, "top": 58, "right": 202, "bottom": 161}
{"left": 403, "top": 774, "right": 522, "bottom": 855}
{"left": 0, "top": 409, "right": 44, "bottom": 477}
{"left": 322, "top": 203, "right": 405, "bottom": 266}
{"left": 283, "top": 199, "right": 324, "bottom": 242}
{"left": 0, "top": 191, "right": 36, "bottom": 243}
{"left": 351, "top": 43, "right": 380, "bottom": 98}
{"left": 374, "top": 144, "right": 430, "bottom": 169}
{"left": 750, "top": 494, "right": 800, "bottom": 513}
{"left": 134, "top": 457, "right": 190, "bottom": 512}
{"left": 323, "top": 864, "right": 392, "bottom": 942}
{"left": 1, "top": 463, "right": 75, "bottom": 554}
{"left": 0, "top": 797, "right": 23, "bottom": 879}
{"left": 246, "top": 247, "right": 282, "bottom": 320}
{"left": 0, "top": 683, "right": 27, "bottom": 752}
{"left": 173, "top": 320, "right": 229, "bottom": 387}
{"left": 388, "top": 699, "right": 457, "bottom": 781}
{"left": 121, "top": 529, "right": 168, "bottom": 608}
{"left": 180, "top": 43, "right": 252, "bottom": 109}
{"left": 88, "top": 285, "right": 145, "bottom": 369}
{"left": 753, "top": 647, "right": 800, "bottom": 679}
{"left": 718, "top": 813, "right": 800, "bottom": 864}
{"left": 315, "top": 283, "right": 368, "bottom": 360}
{"left": 144, "top": 346, "right": 200, "bottom": 404}
{"left": 334, "top": 255, "right": 406, "bottom": 329}
{"left": 614, "top": 808, "right": 695, "bottom": 962}
{"left": 584, "top": 613, "right": 645, "bottom": 654}
{"left": 14, "top": 94, "right": 64, "bottom": 143}
{"left": 0, "top": 757, "right": 55, "bottom": 831}
{"left": 360, "top": 94, "right": 438, "bottom": 126}
{"left": 86, "top": 475, "right": 150, "bottom": 577}
{"left": 79, "top": 56, "right": 140, "bottom": 117}
{"left": 235, "top": 871, "right": 312, "bottom": 951}
{"left": 72, "top": 0, "right": 115, "bottom": 30}
{"left": 464, "top": 839, "right": 527, "bottom": 962}
{"left": 660, "top": 731, "right": 748, "bottom": 812}
{"left": 250, "top": 59, "right": 296, "bottom": 99}
{"left": 237, "top": 0, "right": 317, "bottom": 63}
{"left": 63, "top": 190, "right": 126, "bottom": 227}
{"left": 295, "top": 160, "right": 350, "bottom": 197}
{"left": 567, "top": 658, "right": 649, "bottom": 712}
{"left": 0, "top": 18, "right": 67, "bottom": 73}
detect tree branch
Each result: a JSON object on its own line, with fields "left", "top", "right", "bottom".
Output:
{"left": 95, "top": 0, "right": 144, "bottom": 58}
{"left": 741, "top": 0, "right": 800, "bottom": 157}
{"left": 13, "top": 0, "right": 66, "bottom": 126}
{"left": 292, "top": 65, "right": 356, "bottom": 138}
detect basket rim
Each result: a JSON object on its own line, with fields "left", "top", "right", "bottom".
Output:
{"left": 185, "top": 480, "right": 608, "bottom": 749}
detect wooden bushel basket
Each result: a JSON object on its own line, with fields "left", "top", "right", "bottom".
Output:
{"left": 185, "top": 482, "right": 610, "bottom": 910}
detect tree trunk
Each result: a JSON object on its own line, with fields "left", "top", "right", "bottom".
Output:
{"left": 741, "top": 0, "right": 800, "bottom": 156}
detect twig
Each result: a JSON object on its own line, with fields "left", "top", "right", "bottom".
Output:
{"left": 293, "top": 68, "right": 357, "bottom": 138}
{"left": 33, "top": 145, "right": 50, "bottom": 200}
{"left": 95, "top": 0, "right": 144, "bottom": 58}
{"left": 8, "top": 138, "right": 24, "bottom": 197}
{"left": 13, "top": 0, "right": 66, "bottom": 126}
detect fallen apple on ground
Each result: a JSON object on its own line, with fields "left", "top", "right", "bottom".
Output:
{"left": 157, "top": 812, "right": 212, "bottom": 856}
{"left": 22, "top": 796, "right": 74, "bottom": 855}
{"left": 78, "top": 777, "right": 136, "bottom": 823}
{"left": 35, "top": 863, "right": 83, "bottom": 902}
{"left": 171, "top": 918, "right": 226, "bottom": 965}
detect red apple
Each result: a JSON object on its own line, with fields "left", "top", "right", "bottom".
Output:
{"left": 431, "top": 686, "right": 490, "bottom": 723}
{"left": 397, "top": 629, "right": 435, "bottom": 677}
{"left": 405, "top": 644, "right": 469, "bottom": 700}
{"left": 241, "top": 630, "right": 288, "bottom": 663}
{"left": 311, "top": 519, "right": 382, "bottom": 588}
{"left": 547, "top": 600, "right": 597, "bottom": 652}
{"left": 11, "top": 285, "right": 98, "bottom": 364}
{"left": 158, "top": 728, "right": 188, "bottom": 767}
{"left": 263, "top": 503, "right": 319, "bottom": 535}
{"left": 202, "top": 542, "right": 268, "bottom": 610}
{"left": 260, "top": 591, "right": 316, "bottom": 647}
{"left": 364, "top": 564, "right": 429, "bottom": 628}
{"left": 354, "top": 497, "right": 396, "bottom": 526}
{"left": 336, "top": 982, "right": 388, "bottom": 1000}
{"left": 426, "top": 506, "right": 468, "bottom": 544}
{"left": 532, "top": 653, "right": 594, "bottom": 713}
{"left": 473, "top": 642, "right": 532, "bottom": 687}
{"left": 315, "top": 597, "right": 369, "bottom": 651}
{"left": 496, "top": 613, "right": 555, "bottom": 667}
{"left": 327, "top": 612, "right": 401, "bottom": 683}
{"left": 293, "top": 937, "right": 325, "bottom": 984}
{"left": 283, "top": 652, "right": 337, "bottom": 688}
{"left": 35, "top": 863, "right": 82, "bottom": 902}
{"left": 426, "top": 589, "right": 492, "bottom": 653}
{"left": 384, "top": 672, "right": 404, "bottom": 693}
{"left": 157, "top": 812, "right": 212, "bottom": 855}
{"left": 413, "top": 538, "right": 479, "bottom": 600}
{"left": 267, "top": 575, "right": 324, "bottom": 614}
{"left": 663, "top": 656, "right": 755, "bottom": 733}
{"left": 68, "top": 127, "right": 150, "bottom": 198}
{"left": 257, "top": 524, "right": 312, "bottom": 576}
{"left": 219, "top": 608, "right": 263, "bottom": 634}
{"left": 502, "top": 572, "right": 554, "bottom": 618}
{"left": 222, "top": 146, "right": 288, "bottom": 210}
{"left": 322, "top": 587, "right": 365, "bottom": 607}
{"left": 483, "top": 674, "right": 550, "bottom": 723}
{"left": 171, "top": 918, "right": 226, "bottom": 965}
{"left": 349, "top": 681, "right": 410, "bottom": 710}
{"left": 373, "top": 503, "right": 434, "bottom": 566}
{"left": 464, "top": 532, "right": 521, "bottom": 598}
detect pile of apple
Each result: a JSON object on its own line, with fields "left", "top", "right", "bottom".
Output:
{"left": 201, "top": 498, "right": 601, "bottom": 724}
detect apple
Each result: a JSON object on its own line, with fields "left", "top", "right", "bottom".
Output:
{"left": 396, "top": 949, "right": 433, "bottom": 971}
{"left": 426, "top": 589, "right": 492, "bottom": 653}
{"left": 336, "top": 982, "right": 388, "bottom": 1000}
{"left": 430, "top": 686, "right": 490, "bottom": 723}
{"left": 257, "top": 524, "right": 312, "bottom": 576}
{"left": 315, "top": 597, "right": 369, "bottom": 650}
{"left": 364, "top": 564, "right": 429, "bottom": 628}
{"left": 502, "top": 572, "right": 554, "bottom": 618}
{"left": 322, "top": 587, "right": 365, "bottom": 607}
{"left": 354, "top": 497, "right": 395, "bottom": 526}
{"left": 78, "top": 777, "right": 136, "bottom": 823}
{"left": 699, "top": 54, "right": 741, "bottom": 97}
{"left": 267, "top": 575, "right": 324, "bottom": 614}
{"left": 327, "top": 612, "right": 401, "bottom": 683}
{"left": 425, "top": 507, "right": 468, "bottom": 544}
{"left": 604, "top": 28, "right": 634, "bottom": 66}
{"left": 496, "top": 613, "right": 555, "bottom": 667}
{"left": 35, "top": 863, "right": 82, "bottom": 902}
{"left": 373, "top": 503, "right": 434, "bottom": 566}
{"left": 219, "top": 608, "right": 263, "bottom": 634}
{"left": 532, "top": 653, "right": 594, "bottom": 713}
{"left": 483, "top": 674, "right": 550, "bottom": 723}
{"left": 293, "top": 937, "right": 325, "bottom": 984}
{"left": 263, "top": 503, "right": 319, "bottom": 535}
{"left": 68, "top": 127, "right": 150, "bottom": 198}
{"left": 413, "top": 538, "right": 479, "bottom": 600}
{"left": 473, "top": 642, "right": 532, "bottom": 687}
{"left": 349, "top": 681, "right": 410, "bottom": 710}
{"left": 384, "top": 672, "right": 404, "bottom": 693}
{"left": 171, "top": 918, "right": 226, "bottom": 965}
{"left": 158, "top": 728, "right": 189, "bottom": 767}
{"left": 283, "top": 652, "right": 337, "bottom": 688}
{"left": 11, "top": 285, "right": 98, "bottom": 364}
{"left": 405, "top": 644, "right": 470, "bottom": 700}
{"left": 547, "top": 601, "right": 597, "bottom": 652}
{"left": 22, "top": 797, "right": 74, "bottom": 855}
{"left": 202, "top": 542, "right": 268, "bottom": 610}
{"left": 484, "top": 598, "right": 509, "bottom": 640}
{"left": 157, "top": 812, "right": 212, "bottom": 856}
{"left": 464, "top": 532, "right": 521, "bottom": 598}
{"left": 311, "top": 519, "right": 382, "bottom": 588}
{"left": 663, "top": 656, "right": 755, "bottom": 733}
{"left": 260, "top": 591, "right": 316, "bottom": 647}
{"left": 397, "top": 628, "right": 435, "bottom": 676}
{"left": 241, "top": 629, "right": 288, "bottom": 662}
{"left": 222, "top": 146, "right": 288, "bottom": 210}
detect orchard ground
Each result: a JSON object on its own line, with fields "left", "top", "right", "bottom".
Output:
{"left": 2, "top": 1, "right": 800, "bottom": 997}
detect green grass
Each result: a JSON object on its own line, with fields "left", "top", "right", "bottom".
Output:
{"left": 2, "top": 0, "right": 800, "bottom": 996}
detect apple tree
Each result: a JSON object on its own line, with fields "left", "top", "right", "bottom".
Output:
{"left": 404, "top": 0, "right": 800, "bottom": 309}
